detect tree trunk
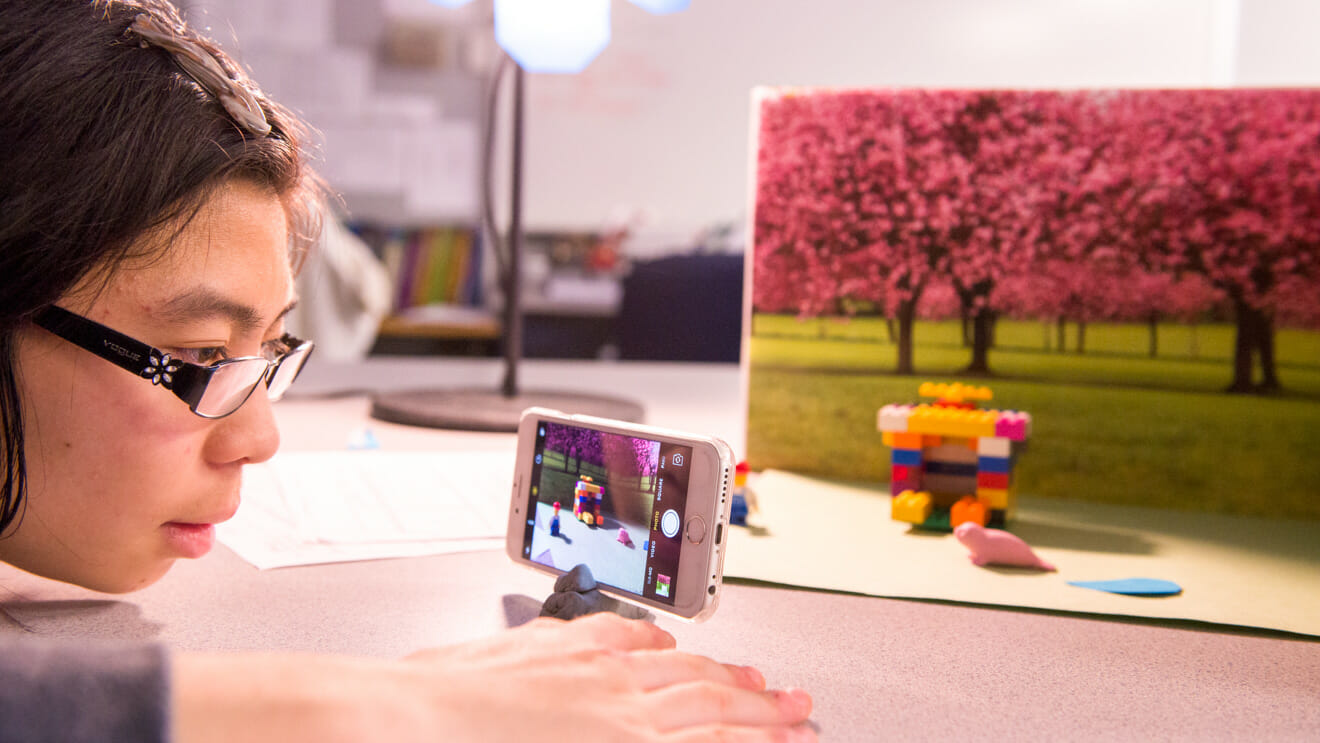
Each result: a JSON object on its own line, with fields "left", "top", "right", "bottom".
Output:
{"left": 885, "top": 317, "right": 896, "bottom": 343}
{"left": 1227, "top": 297, "right": 1280, "bottom": 393}
{"left": 1056, "top": 317, "right": 1066, "bottom": 353}
{"left": 1259, "top": 308, "right": 1280, "bottom": 391}
{"left": 1148, "top": 314, "right": 1159, "bottom": 358}
{"left": 964, "top": 308, "right": 995, "bottom": 375}
{"left": 895, "top": 300, "right": 917, "bottom": 375}
{"left": 1076, "top": 321, "right": 1087, "bottom": 354}
{"left": 961, "top": 312, "right": 972, "bottom": 347}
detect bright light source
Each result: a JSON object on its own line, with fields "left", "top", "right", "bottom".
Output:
{"left": 628, "top": 0, "right": 691, "bottom": 14}
{"left": 426, "top": 0, "right": 475, "bottom": 7}
{"left": 494, "top": 0, "right": 611, "bottom": 74}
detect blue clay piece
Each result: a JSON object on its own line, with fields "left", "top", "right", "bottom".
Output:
{"left": 1067, "top": 578, "right": 1183, "bottom": 596}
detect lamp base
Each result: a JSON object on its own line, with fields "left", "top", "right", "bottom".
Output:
{"left": 368, "top": 388, "right": 645, "bottom": 432}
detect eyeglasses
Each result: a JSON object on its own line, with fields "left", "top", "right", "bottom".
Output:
{"left": 33, "top": 305, "right": 314, "bottom": 419}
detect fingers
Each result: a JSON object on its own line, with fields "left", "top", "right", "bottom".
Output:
{"left": 663, "top": 724, "right": 818, "bottom": 743}
{"left": 646, "top": 682, "right": 813, "bottom": 732}
{"left": 624, "top": 650, "right": 767, "bottom": 692}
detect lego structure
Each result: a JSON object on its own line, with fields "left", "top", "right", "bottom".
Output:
{"left": 573, "top": 476, "right": 604, "bottom": 527}
{"left": 878, "top": 382, "right": 1031, "bottom": 530}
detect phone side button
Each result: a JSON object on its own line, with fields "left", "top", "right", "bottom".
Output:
{"left": 714, "top": 522, "right": 723, "bottom": 545}
{"left": 684, "top": 516, "right": 707, "bottom": 544}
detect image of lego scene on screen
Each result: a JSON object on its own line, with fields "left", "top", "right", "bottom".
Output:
{"left": 526, "top": 421, "right": 692, "bottom": 603}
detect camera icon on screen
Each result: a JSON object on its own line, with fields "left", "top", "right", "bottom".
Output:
{"left": 672, "top": 453, "right": 684, "bottom": 467}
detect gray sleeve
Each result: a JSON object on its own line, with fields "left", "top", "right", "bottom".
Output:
{"left": 0, "top": 637, "right": 170, "bottom": 743}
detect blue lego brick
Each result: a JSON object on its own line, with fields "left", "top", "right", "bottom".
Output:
{"left": 923, "top": 460, "right": 979, "bottom": 478}
{"left": 977, "top": 456, "right": 1012, "bottom": 474}
{"left": 892, "top": 448, "right": 923, "bottom": 466}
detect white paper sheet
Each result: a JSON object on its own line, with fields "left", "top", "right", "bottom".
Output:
{"left": 218, "top": 450, "right": 512, "bottom": 569}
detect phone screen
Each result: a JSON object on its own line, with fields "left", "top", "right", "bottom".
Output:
{"left": 520, "top": 418, "right": 694, "bottom": 605}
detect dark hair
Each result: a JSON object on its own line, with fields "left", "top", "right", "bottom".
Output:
{"left": 0, "top": 0, "right": 323, "bottom": 535}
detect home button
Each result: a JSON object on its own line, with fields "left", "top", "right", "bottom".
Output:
{"left": 685, "top": 516, "right": 707, "bottom": 544}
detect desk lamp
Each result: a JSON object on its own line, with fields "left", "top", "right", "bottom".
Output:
{"left": 370, "top": 0, "right": 690, "bottom": 431}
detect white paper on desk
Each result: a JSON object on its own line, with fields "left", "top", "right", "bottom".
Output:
{"left": 218, "top": 450, "right": 512, "bottom": 569}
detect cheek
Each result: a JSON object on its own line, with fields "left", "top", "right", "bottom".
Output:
{"left": 28, "top": 354, "right": 209, "bottom": 493}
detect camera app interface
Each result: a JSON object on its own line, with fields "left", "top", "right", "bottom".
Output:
{"left": 522, "top": 420, "right": 693, "bottom": 605}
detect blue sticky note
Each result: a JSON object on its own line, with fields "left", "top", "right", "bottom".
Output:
{"left": 1068, "top": 578, "right": 1183, "bottom": 596}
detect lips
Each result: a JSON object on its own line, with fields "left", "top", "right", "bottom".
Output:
{"left": 162, "top": 522, "right": 216, "bottom": 558}
{"left": 162, "top": 502, "right": 238, "bottom": 558}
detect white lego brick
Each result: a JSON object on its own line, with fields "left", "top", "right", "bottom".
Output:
{"left": 877, "top": 404, "right": 912, "bottom": 433}
{"left": 978, "top": 436, "right": 1012, "bottom": 457}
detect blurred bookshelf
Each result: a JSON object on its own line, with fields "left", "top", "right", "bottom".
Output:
{"left": 354, "top": 224, "right": 627, "bottom": 358}
{"left": 351, "top": 223, "right": 501, "bottom": 355}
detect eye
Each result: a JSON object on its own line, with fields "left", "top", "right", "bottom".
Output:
{"left": 171, "top": 346, "right": 228, "bottom": 366}
{"left": 260, "top": 336, "right": 293, "bottom": 362}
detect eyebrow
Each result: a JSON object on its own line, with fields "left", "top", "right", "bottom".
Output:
{"left": 154, "top": 288, "right": 298, "bottom": 333}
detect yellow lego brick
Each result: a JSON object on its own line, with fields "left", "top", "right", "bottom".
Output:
{"left": 976, "top": 487, "right": 1010, "bottom": 509}
{"left": 918, "top": 381, "right": 994, "bottom": 404}
{"left": 891, "top": 490, "right": 933, "bottom": 524}
{"left": 906, "top": 406, "right": 999, "bottom": 438}
{"left": 882, "top": 431, "right": 896, "bottom": 447}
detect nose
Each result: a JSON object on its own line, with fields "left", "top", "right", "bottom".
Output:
{"left": 202, "top": 384, "right": 282, "bottom": 466}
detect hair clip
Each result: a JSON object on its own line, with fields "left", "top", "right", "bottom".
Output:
{"left": 126, "top": 14, "right": 271, "bottom": 137}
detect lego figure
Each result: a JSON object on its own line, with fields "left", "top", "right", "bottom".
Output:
{"left": 549, "top": 501, "right": 561, "bottom": 537}
{"left": 730, "top": 461, "right": 751, "bottom": 526}
{"left": 574, "top": 476, "right": 604, "bottom": 527}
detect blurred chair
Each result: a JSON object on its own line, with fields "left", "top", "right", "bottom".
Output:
{"left": 616, "top": 253, "right": 744, "bottom": 362}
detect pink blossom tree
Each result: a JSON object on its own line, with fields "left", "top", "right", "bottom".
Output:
{"left": 754, "top": 89, "right": 973, "bottom": 373}
{"left": 1120, "top": 89, "right": 1320, "bottom": 392}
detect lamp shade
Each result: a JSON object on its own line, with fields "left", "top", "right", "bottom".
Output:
{"left": 494, "top": 0, "right": 611, "bottom": 74}
{"left": 628, "top": 0, "right": 690, "bottom": 13}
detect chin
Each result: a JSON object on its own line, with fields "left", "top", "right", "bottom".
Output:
{"left": 70, "top": 559, "right": 177, "bottom": 595}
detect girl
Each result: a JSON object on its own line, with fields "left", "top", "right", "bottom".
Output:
{"left": 0, "top": 2, "right": 814, "bottom": 740}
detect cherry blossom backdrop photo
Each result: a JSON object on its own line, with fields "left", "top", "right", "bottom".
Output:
{"left": 745, "top": 87, "right": 1320, "bottom": 519}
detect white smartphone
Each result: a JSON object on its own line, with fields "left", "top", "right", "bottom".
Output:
{"left": 506, "top": 407, "right": 736, "bottom": 622}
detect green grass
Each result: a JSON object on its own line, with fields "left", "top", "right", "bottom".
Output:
{"left": 749, "top": 317, "right": 1320, "bottom": 397}
{"left": 746, "top": 315, "right": 1320, "bottom": 520}
{"left": 751, "top": 314, "right": 1320, "bottom": 369}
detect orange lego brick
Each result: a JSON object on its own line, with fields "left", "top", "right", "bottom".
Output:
{"left": 891, "top": 432, "right": 924, "bottom": 449}
{"left": 951, "top": 495, "right": 989, "bottom": 527}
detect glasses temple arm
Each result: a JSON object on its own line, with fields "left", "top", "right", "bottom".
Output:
{"left": 32, "top": 306, "right": 166, "bottom": 377}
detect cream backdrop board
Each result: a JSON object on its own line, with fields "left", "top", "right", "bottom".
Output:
{"left": 724, "top": 470, "right": 1320, "bottom": 637}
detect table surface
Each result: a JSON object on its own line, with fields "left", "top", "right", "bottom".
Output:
{"left": 3, "top": 358, "right": 1318, "bottom": 741}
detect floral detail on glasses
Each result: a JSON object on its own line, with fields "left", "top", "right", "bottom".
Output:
{"left": 142, "top": 353, "right": 185, "bottom": 388}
